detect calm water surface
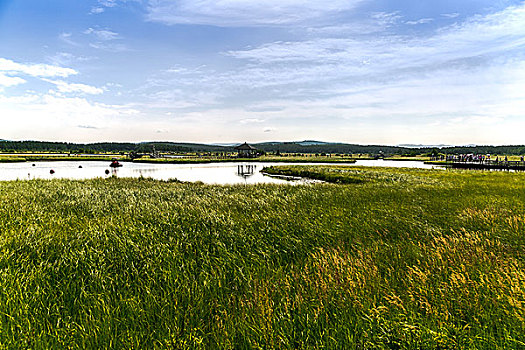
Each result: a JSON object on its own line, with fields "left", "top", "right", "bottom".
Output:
{"left": 0, "top": 159, "right": 439, "bottom": 184}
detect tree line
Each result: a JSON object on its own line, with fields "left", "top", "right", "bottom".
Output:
{"left": 1, "top": 140, "right": 524, "bottom": 156}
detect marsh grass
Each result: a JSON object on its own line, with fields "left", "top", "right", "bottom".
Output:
{"left": 0, "top": 167, "right": 523, "bottom": 348}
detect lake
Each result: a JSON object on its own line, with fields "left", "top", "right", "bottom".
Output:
{"left": 0, "top": 159, "right": 440, "bottom": 184}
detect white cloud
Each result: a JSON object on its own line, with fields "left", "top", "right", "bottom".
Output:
{"left": 146, "top": 0, "right": 365, "bottom": 26}
{"left": 0, "top": 73, "right": 26, "bottom": 87}
{"left": 90, "top": 7, "right": 105, "bottom": 14}
{"left": 0, "top": 58, "right": 77, "bottom": 78}
{"left": 0, "top": 92, "right": 139, "bottom": 142}
{"left": 240, "top": 118, "right": 265, "bottom": 124}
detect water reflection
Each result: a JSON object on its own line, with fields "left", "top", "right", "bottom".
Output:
{"left": 0, "top": 159, "right": 441, "bottom": 184}
{"left": 237, "top": 164, "right": 256, "bottom": 179}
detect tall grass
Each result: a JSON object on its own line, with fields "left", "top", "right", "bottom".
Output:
{"left": 0, "top": 167, "right": 523, "bottom": 348}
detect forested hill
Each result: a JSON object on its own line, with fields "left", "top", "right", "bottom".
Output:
{"left": 0, "top": 141, "right": 233, "bottom": 153}
{"left": 1, "top": 140, "right": 524, "bottom": 155}
{"left": 255, "top": 143, "right": 525, "bottom": 155}
{"left": 255, "top": 142, "right": 406, "bottom": 155}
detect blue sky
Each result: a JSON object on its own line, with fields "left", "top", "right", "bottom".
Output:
{"left": 0, "top": 0, "right": 524, "bottom": 144}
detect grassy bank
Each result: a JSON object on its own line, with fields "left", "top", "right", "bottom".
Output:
{"left": 0, "top": 167, "right": 523, "bottom": 348}
{"left": 0, "top": 155, "right": 123, "bottom": 163}
{"left": 384, "top": 156, "right": 430, "bottom": 161}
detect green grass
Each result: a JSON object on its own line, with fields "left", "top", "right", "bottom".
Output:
{"left": 22, "top": 155, "right": 123, "bottom": 162}
{"left": 0, "top": 155, "right": 123, "bottom": 163}
{"left": 0, "top": 167, "right": 523, "bottom": 348}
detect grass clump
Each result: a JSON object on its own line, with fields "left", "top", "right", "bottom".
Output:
{"left": 0, "top": 167, "right": 523, "bottom": 348}
{"left": 263, "top": 164, "right": 440, "bottom": 185}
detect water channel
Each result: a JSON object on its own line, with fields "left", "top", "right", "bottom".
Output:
{"left": 0, "top": 159, "right": 441, "bottom": 184}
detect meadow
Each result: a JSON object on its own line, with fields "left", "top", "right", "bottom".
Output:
{"left": 0, "top": 166, "right": 523, "bottom": 348}
{"left": 134, "top": 154, "right": 358, "bottom": 164}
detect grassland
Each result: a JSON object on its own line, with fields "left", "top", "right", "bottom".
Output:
{"left": 0, "top": 167, "right": 523, "bottom": 348}
{"left": 133, "top": 155, "right": 358, "bottom": 164}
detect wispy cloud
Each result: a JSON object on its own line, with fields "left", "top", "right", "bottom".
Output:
{"left": 90, "top": 0, "right": 140, "bottom": 14}
{"left": 46, "top": 52, "right": 94, "bottom": 66}
{"left": 442, "top": 13, "right": 460, "bottom": 19}
{"left": 240, "top": 118, "right": 265, "bottom": 124}
{"left": 43, "top": 79, "right": 104, "bottom": 95}
{"left": 98, "top": 0, "right": 119, "bottom": 8}
{"left": 89, "top": 42, "right": 129, "bottom": 52}
{"left": 146, "top": 0, "right": 366, "bottom": 26}
{"left": 59, "top": 32, "right": 80, "bottom": 46}
{"left": 82, "top": 28, "right": 129, "bottom": 52}
{"left": 82, "top": 27, "right": 129, "bottom": 51}
{"left": 84, "top": 28, "right": 120, "bottom": 41}
{"left": 405, "top": 18, "right": 433, "bottom": 25}
{"left": 222, "top": 4, "right": 525, "bottom": 86}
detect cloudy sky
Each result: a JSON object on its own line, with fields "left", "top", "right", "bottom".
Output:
{"left": 0, "top": 0, "right": 524, "bottom": 145}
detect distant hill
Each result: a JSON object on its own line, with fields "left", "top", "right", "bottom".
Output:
{"left": 253, "top": 141, "right": 407, "bottom": 155}
{"left": 296, "top": 140, "right": 330, "bottom": 146}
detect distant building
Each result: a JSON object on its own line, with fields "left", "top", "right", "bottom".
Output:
{"left": 234, "top": 142, "right": 258, "bottom": 158}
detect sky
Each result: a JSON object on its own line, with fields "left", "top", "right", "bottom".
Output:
{"left": 0, "top": 0, "right": 524, "bottom": 145}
